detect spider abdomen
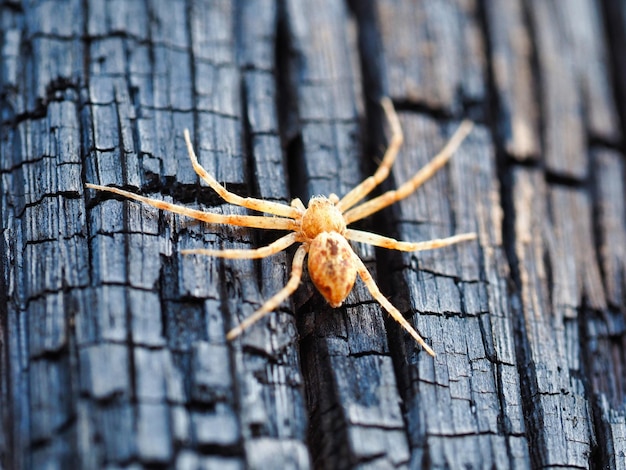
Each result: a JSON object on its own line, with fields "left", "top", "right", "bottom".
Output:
{"left": 308, "top": 231, "right": 357, "bottom": 308}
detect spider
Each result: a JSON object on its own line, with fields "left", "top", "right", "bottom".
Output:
{"left": 86, "top": 98, "right": 475, "bottom": 356}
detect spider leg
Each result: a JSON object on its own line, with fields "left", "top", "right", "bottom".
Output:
{"left": 86, "top": 184, "right": 298, "bottom": 231}
{"left": 343, "top": 119, "right": 474, "bottom": 225}
{"left": 291, "top": 198, "right": 306, "bottom": 211}
{"left": 181, "top": 232, "right": 298, "bottom": 259}
{"left": 184, "top": 130, "right": 301, "bottom": 219}
{"left": 226, "top": 244, "right": 307, "bottom": 340}
{"left": 337, "top": 97, "right": 403, "bottom": 212}
{"left": 346, "top": 229, "right": 476, "bottom": 251}
{"left": 352, "top": 253, "right": 436, "bottom": 356}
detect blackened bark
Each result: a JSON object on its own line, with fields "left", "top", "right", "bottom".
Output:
{"left": 1, "top": 0, "right": 625, "bottom": 468}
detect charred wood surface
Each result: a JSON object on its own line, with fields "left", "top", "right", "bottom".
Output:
{"left": 1, "top": 0, "right": 625, "bottom": 468}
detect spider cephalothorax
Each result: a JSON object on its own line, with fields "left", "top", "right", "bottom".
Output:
{"left": 301, "top": 196, "right": 345, "bottom": 238}
{"left": 87, "top": 98, "right": 475, "bottom": 356}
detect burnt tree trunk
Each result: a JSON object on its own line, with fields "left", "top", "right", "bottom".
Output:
{"left": 1, "top": 0, "right": 626, "bottom": 469}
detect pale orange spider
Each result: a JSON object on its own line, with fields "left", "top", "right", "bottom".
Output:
{"left": 86, "top": 98, "right": 475, "bottom": 356}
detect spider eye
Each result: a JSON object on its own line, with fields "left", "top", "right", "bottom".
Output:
{"left": 307, "top": 232, "right": 357, "bottom": 307}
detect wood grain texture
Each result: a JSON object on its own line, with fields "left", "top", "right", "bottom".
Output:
{"left": 1, "top": 0, "right": 625, "bottom": 468}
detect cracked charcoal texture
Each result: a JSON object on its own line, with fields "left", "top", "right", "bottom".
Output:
{"left": 1, "top": 0, "right": 626, "bottom": 469}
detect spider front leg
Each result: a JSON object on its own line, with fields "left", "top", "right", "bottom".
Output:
{"left": 226, "top": 244, "right": 308, "bottom": 340}
{"left": 351, "top": 253, "right": 436, "bottom": 356}
{"left": 337, "top": 97, "right": 403, "bottom": 212}
{"left": 343, "top": 119, "right": 474, "bottom": 225}
{"left": 183, "top": 130, "right": 301, "bottom": 219}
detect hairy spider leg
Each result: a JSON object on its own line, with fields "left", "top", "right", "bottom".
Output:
{"left": 336, "top": 97, "right": 404, "bottom": 212}
{"left": 343, "top": 119, "right": 474, "bottom": 225}
{"left": 183, "top": 130, "right": 301, "bottom": 219}
{"left": 85, "top": 184, "right": 298, "bottom": 231}
{"left": 345, "top": 229, "right": 476, "bottom": 251}
{"left": 351, "top": 253, "right": 436, "bottom": 356}
{"left": 226, "top": 245, "right": 308, "bottom": 340}
{"left": 181, "top": 232, "right": 299, "bottom": 259}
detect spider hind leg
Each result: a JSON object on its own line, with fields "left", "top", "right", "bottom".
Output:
{"left": 352, "top": 252, "right": 436, "bottom": 356}
{"left": 226, "top": 245, "right": 308, "bottom": 340}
